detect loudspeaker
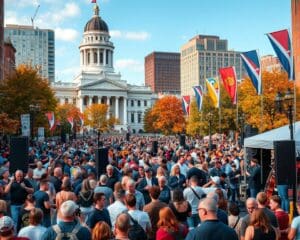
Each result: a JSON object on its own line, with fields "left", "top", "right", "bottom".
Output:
{"left": 179, "top": 135, "right": 186, "bottom": 146}
{"left": 274, "top": 140, "right": 296, "bottom": 185}
{"left": 126, "top": 133, "right": 130, "bottom": 141}
{"left": 152, "top": 141, "right": 158, "bottom": 155}
{"left": 10, "top": 136, "right": 29, "bottom": 174}
{"left": 95, "top": 148, "right": 109, "bottom": 178}
{"left": 244, "top": 125, "right": 258, "bottom": 138}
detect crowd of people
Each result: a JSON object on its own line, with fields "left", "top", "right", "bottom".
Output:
{"left": 0, "top": 135, "right": 297, "bottom": 240}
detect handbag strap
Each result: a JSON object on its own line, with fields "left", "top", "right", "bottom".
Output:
{"left": 232, "top": 216, "right": 240, "bottom": 229}
{"left": 190, "top": 187, "right": 201, "bottom": 200}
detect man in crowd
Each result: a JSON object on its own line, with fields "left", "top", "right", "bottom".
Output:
{"left": 246, "top": 158, "right": 261, "bottom": 198}
{"left": 126, "top": 179, "right": 145, "bottom": 210}
{"left": 107, "top": 189, "right": 127, "bottom": 229}
{"left": 113, "top": 213, "right": 130, "bottom": 240}
{"left": 185, "top": 197, "right": 238, "bottom": 240}
{"left": 41, "top": 200, "right": 91, "bottom": 240}
{"left": 87, "top": 192, "right": 111, "bottom": 229}
{"left": 137, "top": 166, "right": 158, "bottom": 204}
{"left": 240, "top": 197, "right": 258, "bottom": 240}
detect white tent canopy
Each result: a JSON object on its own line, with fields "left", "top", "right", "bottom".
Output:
{"left": 244, "top": 121, "right": 300, "bottom": 151}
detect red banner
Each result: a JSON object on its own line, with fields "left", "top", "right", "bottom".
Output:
{"left": 219, "top": 66, "right": 237, "bottom": 104}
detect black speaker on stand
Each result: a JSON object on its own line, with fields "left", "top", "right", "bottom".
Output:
{"left": 152, "top": 141, "right": 158, "bottom": 156}
{"left": 126, "top": 133, "right": 130, "bottom": 142}
{"left": 179, "top": 134, "right": 186, "bottom": 147}
{"left": 95, "top": 148, "right": 109, "bottom": 178}
{"left": 10, "top": 136, "right": 29, "bottom": 174}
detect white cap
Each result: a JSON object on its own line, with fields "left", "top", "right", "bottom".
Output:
{"left": 60, "top": 200, "right": 78, "bottom": 217}
{"left": 210, "top": 176, "right": 220, "bottom": 185}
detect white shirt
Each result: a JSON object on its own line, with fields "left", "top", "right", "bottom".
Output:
{"left": 107, "top": 200, "right": 127, "bottom": 229}
{"left": 128, "top": 209, "right": 151, "bottom": 231}
{"left": 18, "top": 225, "right": 47, "bottom": 240}
{"left": 184, "top": 186, "right": 205, "bottom": 214}
{"left": 178, "top": 163, "right": 189, "bottom": 177}
{"left": 33, "top": 168, "right": 45, "bottom": 179}
{"left": 146, "top": 177, "right": 152, "bottom": 186}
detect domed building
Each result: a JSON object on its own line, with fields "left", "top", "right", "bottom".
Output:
{"left": 53, "top": 4, "right": 155, "bottom": 133}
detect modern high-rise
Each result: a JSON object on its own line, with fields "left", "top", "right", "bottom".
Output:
{"left": 0, "top": 0, "right": 4, "bottom": 81}
{"left": 292, "top": 0, "right": 300, "bottom": 86}
{"left": 180, "top": 35, "right": 244, "bottom": 96}
{"left": 145, "top": 52, "right": 180, "bottom": 94}
{"left": 4, "top": 24, "right": 55, "bottom": 82}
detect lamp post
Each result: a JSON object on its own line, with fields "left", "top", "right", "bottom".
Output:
{"left": 29, "top": 104, "right": 40, "bottom": 141}
{"left": 207, "top": 112, "right": 213, "bottom": 151}
{"left": 238, "top": 113, "right": 245, "bottom": 147}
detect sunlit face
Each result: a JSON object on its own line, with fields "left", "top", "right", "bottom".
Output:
{"left": 15, "top": 171, "right": 23, "bottom": 182}
{"left": 127, "top": 183, "right": 135, "bottom": 193}
{"left": 269, "top": 199, "right": 279, "bottom": 211}
{"left": 246, "top": 201, "right": 257, "bottom": 214}
{"left": 174, "top": 166, "right": 180, "bottom": 175}
{"left": 107, "top": 167, "right": 113, "bottom": 176}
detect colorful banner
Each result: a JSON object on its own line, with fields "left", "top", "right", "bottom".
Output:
{"left": 182, "top": 96, "right": 191, "bottom": 116}
{"left": 91, "top": 0, "right": 97, "bottom": 3}
{"left": 193, "top": 86, "right": 204, "bottom": 111}
{"left": 219, "top": 66, "right": 237, "bottom": 104}
{"left": 240, "top": 50, "right": 262, "bottom": 95}
{"left": 206, "top": 77, "right": 220, "bottom": 108}
{"left": 266, "top": 29, "right": 294, "bottom": 80}
{"left": 67, "top": 117, "right": 74, "bottom": 129}
{"left": 45, "top": 112, "right": 55, "bottom": 130}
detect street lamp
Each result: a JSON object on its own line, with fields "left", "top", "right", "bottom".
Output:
{"left": 238, "top": 113, "right": 245, "bottom": 147}
{"left": 29, "top": 104, "right": 40, "bottom": 141}
{"left": 207, "top": 112, "right": 213, "bottom": 151}
{"left": 275, "top": 88, "right": 294, "bottom": 140}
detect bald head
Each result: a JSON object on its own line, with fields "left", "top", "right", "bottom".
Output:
{"left": 54, "top": 167, "right": 62, "bottom": 178}
{"left": 198, "top": 197, "right": 218, "bottom": 212}
{"left": 115, "top": 213, "right": 130, "bottom": 233}
{"left": 246, "top": 197, "right": 258, "bottom": 214}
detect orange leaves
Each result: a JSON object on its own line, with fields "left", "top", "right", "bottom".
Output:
{"left": 238, "top": 70, "right": 294, "bottom": 132}
{"left": 144, "top": 96, "right": 185, "bottom": 135}
{"left": 0, "top": 113, "right": 19, "bottom": 134}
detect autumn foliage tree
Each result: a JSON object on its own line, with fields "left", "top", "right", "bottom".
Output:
{"left": 56, "top": 104, "right": 82, "bottom": 134}
{"left": 144, "top": 96, "right": 185, "bottom": 135}
{"left": 238, "top": 70, "right": 296, "bottom": 132}
{"left": 0, "top": 64, "right": 57, "bottom": 134}
{"left": 84, "top": 103, "right": 118, "bottom": 132}
{"left": 186, "top": 84, "right": 236, "bottom": 136}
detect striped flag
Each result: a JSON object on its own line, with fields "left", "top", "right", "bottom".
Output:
{"left": 182, "top": 96, "right": 191, "bottom": 116}
{"left": 240, "top": 50, "right": 262, "bottom": 95}
{"left": 266, "top": 29, "right": 294, "bottom": 80}
{"left": 193, "top": 86, "right": 204, "bottom": 111}
{"left": 91, "top": 0, "right": 97, "bottom": 3}
{"left": 67, "top": 117, "right": 74, "bottom": 129}
{"left": 45, "top": 112, "right": 55, "bottom": 130}
{"left": 206, "top": 77, "right": 220, "bottom": 108}
{"left": 219, "top": 66, "right": 237, "bottom": 104}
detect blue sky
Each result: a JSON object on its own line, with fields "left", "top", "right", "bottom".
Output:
{"left": 4, "top": 0, "right": 291, "bottom": 85}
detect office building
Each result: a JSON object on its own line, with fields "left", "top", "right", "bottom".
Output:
{"left": 145, "top": 52, "right": 180, "bottom": 94}
{"left": 180, "top": 35, "right": 244, "bottom": 96}
{"left": 4, "top": 24, "right": 55, "bottom": 82}
{"left": 292, "top": 0, "right": 300, "bottom": 86}
{"left": 0, "top": 0, "right": 4, "bottom": 81}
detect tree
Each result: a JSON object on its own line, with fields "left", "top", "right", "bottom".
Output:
{"left": 239, "top": 70, "right": 295, "bottom": 132}
{"left": 0, "top": 113, "right": 19, "bottom": 134}
{"left": 143, "top": 108, "right": 157, "bottom": 133}
{"left": 83, "top": 103, "right": 118, "bottom": 132}
{"left": 144, "top": 96, "right": 185, "bottom": 135}
{"left": 56, "top": 104, "right": 82, "bottom": 135}
{"left": 0, "top": 65, "right": 57, "bottom": 131}
{"left": 186, "top": 84, "right": 236, "bottom": 136}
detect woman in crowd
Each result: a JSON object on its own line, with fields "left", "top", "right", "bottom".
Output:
{"left": 245, "top": 208, "right": 278, "bottom": 240}
{"left": 77, "top": 179, "right": 94, "bottom": 223}
{"left": 168, "top": 165, "right": 186, "bottom": 191}
{"left": 215, "top": 188, "right": 228, "bottom": 212}
{"left": 269, "top": 195, "right": 289, "bottom": 240}
{"left": 169, "top": 189, "right": 191, "bottom": 226}
{"left": 156, "top": 207, "right": 188, "bottom": 240}
{"left": 228, "top": 202, "right": 242, "bottom": 239}
{"left": 17, "top": 194, "right": 36, "bottom": 231}
{"left": 92, "top": 221, "right": 112, "bottom": 240}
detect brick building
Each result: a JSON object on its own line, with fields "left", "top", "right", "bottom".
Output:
{"left": 3, "top": 38, "right": 16, "bottom": 77}
{"left": 0, "top": 0, "right": 4, "bottom": 81}
{"left": 145, "top": 52, "right": 180, "bottom": 94}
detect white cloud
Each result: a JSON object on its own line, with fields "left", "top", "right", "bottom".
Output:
{"left": 55, "top": 28, "right": 79, "bottom": 42}
{"left": 110, "top": 30, "right": 150, "bottom": 41}
{"left": 4, "top": 11, "right": 30, "bottom": 26}
{"left": 115, "top": 59, "right": 144, "bottom": 72}
{"left": 5, "top": 0, "right": 39, "bottom": 8}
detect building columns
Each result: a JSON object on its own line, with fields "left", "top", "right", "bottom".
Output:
{"left": 106, "top": 96, "right": 110, "bottom": 119}
{"left": 123, "top": 97, "right": 127, "bottom": 125}
{"left": 115, "top": 97, "right": 119, "bottom": 119}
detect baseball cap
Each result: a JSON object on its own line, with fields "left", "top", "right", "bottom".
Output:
{"left": 60, "top": 200, "right": 79, "bottom": 217}
{"left": 0, "top": 216, "right": 14, "bottom": 233}
{"left": 210, "top": 176, "right": 220, "bottom": 185}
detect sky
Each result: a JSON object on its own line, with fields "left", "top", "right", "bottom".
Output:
{"left": 4, "top": 0, "right": 291, "bottom": 86}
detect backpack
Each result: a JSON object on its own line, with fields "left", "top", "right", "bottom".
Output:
{"left": 52, "top": 223, "right": 81, "bottom": 240}
{"left": 128, "top": 215, "right": 147, "bottom": 240}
